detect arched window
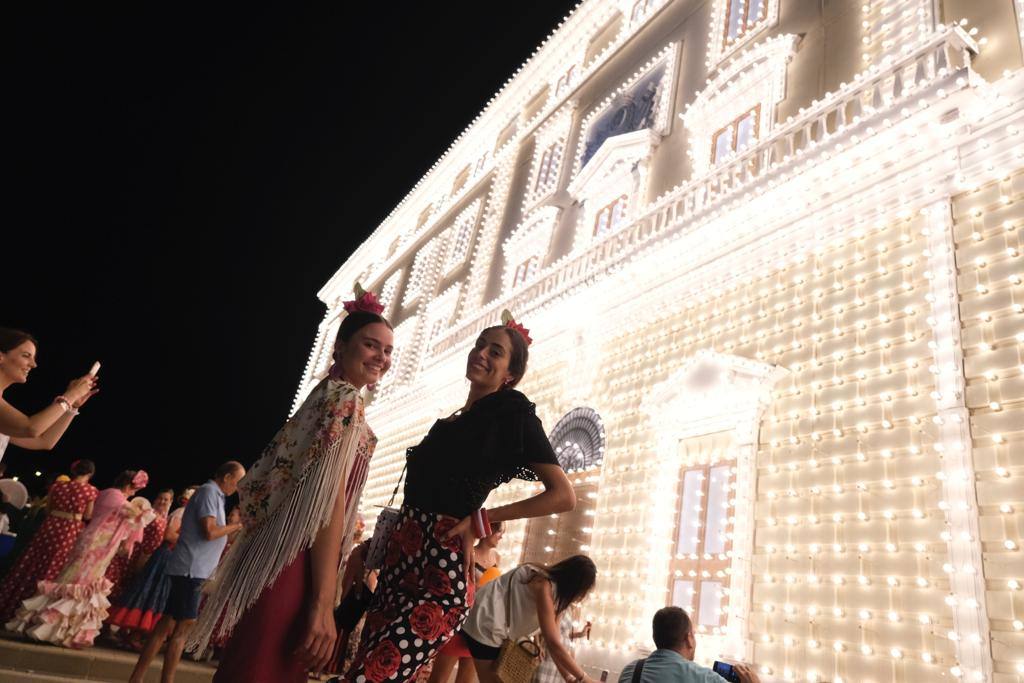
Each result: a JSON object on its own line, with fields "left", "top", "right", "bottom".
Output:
{"left": 521, "top": 408, "right": 605, "bottom": 564}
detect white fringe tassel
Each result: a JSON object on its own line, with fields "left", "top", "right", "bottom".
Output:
{"left": 186, "top": 422, "right": 363, "bottom": 655}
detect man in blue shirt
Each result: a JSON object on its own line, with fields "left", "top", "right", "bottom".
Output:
{"left": 619, "top": 607, "right": 760, "bottom": 683}
{"left": 129, "top": 461, "right": 245, "bottom": 683}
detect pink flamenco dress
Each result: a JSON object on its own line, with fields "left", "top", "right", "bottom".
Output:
{"left": 6, "top": 492, "right": 156, "bottom": 648}
{"left": 0, "top": 479, "right": 98, "bottom": 623}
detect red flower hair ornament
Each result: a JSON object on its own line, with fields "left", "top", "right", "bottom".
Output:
{"left": 343, "top": 282, "right": 384, "bottom": 315}
{"left": 501, "top": 309, "right": 532, "bottom": 346}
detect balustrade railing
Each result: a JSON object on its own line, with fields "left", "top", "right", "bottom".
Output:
{"left": 420, "top": 26, "right": 978, "bottom": 372}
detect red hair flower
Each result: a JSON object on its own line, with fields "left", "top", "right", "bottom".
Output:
{"left": 343, "top": 282, "right": 385, "bottom": 315}
{"left": 500, "top": 309, "right": 532, "bottom": 346}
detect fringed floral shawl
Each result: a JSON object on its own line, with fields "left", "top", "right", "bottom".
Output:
{"left": 187, "top": 378, "right": 376, "bottom": 653}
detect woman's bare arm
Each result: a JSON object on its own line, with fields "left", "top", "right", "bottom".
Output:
{"left": 531, "top": 578, "right": 588, "bottom": 681}
{"left": 298, "top": 471, "right": 348, "bottom": 672}
{"left": 488, "top": 463, "right": 575, "bottom": 524}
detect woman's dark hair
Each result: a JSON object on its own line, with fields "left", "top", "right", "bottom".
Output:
{"left": 527, "top": 555, "right": 597, "bottom": 614}
{"left": 482, "top": 326, "right": 529, "bottom": 389}
{"left": 336, "top": 311, "right": 392, "bottom": 347}
{"left": 156, "top": 488, "right": 174, "bottom": 498}
{"left": 112, "top": 470, "right": 138, "bottom": 489}
{"left": 69, "top": 459, "right": 96, "bottom": 477}
{"left": 0, "top": 328, "right": 38, "bottom": 354}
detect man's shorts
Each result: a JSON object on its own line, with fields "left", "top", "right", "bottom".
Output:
{"left": 165, "top": 575, "right": 205, "bottom": 621}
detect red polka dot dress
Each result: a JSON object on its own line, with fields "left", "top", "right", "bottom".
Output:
{"left": 0, "top": 480, "right": 98, "bottom": 622}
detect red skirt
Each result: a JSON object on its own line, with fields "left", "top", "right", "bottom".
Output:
{"left": 213, "top": 549, "right": 311, "bottom": 683}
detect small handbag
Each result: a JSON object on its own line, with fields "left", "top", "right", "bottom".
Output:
{"left": 364, "top": 464, "right": 405, "bottom": 570}
{"left": 493, "top": 570, "right": 542, "bottom": 683}
{"left": 493, "top": 638, "right": 541, "bottom": 683}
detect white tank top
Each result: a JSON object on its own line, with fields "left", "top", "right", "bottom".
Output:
{"left": 0, "top": 433, "right": 9, "bottom": 463}
{"left": 462, "top": 564, "right": 553, "bottom": 647}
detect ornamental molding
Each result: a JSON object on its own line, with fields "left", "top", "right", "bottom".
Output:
{"left": 682, "top": 33, "right": 799, "bottom": 174}
{"left": 568, "top": 128, "right": 660, "bottom": 252}
{"left": 423, "top": 27, "right": 983, "bottom": 371}
{"left": 320, "top": 5, "right": 694, "bottom": 303}
{"left": 440, "top": 198, "right": 484, "bottom": 278}
{"left": 569, "top": 128, "right": 660, "bottom": 198}
{"left": 548, "top": 406, "right": 606, "bottom": 472}
{"left": 643, "top": 349, "right": 787, "bottom": 444}
{"left": 524, "top": 105, "right": 576, "bottom": 211}
{"left": 642, "top": 349, "right": 785, "bottom": 661}
{"left": 502, "top": 206, "right": 560, "bottom": 295}
{"left": 707, "top": 0, "right": 782, "bottom": 68}
{"left": 572, "top": 41, "right": 680, "bottom": 179}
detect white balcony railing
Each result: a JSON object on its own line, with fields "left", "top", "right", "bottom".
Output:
{"left": 418, "top": 25, "right": 979, "bottom": 377}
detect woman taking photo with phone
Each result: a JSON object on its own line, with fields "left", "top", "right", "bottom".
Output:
{"left": 0, "top": 328, "right": 97, "bottom": 462}
{"left": 186, "top": 286, "right": 394, "bottom": 683}
{"left": 340, "top": 310, "right": 577, "bottom": 683}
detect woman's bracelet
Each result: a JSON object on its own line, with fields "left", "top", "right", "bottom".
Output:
{"left": 471, "top": 508, "right": 492, "bottom": 538}
{"left": 54, "top": 396, "right": 72, "bottom": 412}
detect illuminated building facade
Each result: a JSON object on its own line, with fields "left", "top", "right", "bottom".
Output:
{"left": 299, "top": 1, "right": 1024, "bottom": 680}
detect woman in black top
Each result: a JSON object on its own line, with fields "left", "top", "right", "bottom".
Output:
{"left": 341, "top": 314, "right": 576, "bottom": 683}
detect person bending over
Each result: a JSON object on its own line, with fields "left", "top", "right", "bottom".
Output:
{"left": 461, "top": 555, "right": 599, "bottom": 683}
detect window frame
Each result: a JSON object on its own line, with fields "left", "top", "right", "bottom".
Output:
{"left": 710, "top": 105, "right": 761, "bottom": 166}
{"left": 592, "top": 195, "right": 629, "bottom": 238}
{"left": 723, "top": 0, "right": 767, "bottom": 44}
{"left": 534, "top": 142, "right": 562, "bottom": 193}
{"left": 512, "top": 255, "right": 540, "bottom": 288}
{"left": 668, "top": 461, "right": 735, "bottom": 629}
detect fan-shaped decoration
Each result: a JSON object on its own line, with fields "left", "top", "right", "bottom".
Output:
{"left": 548, "top": 407, "right": 605, "bottom": 472}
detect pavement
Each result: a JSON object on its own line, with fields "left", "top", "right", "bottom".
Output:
{"left": 0, "top": 632, "right": 216, "bottom": 683}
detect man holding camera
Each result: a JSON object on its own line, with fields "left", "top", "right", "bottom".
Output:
{"left": 618, "top": 607, "right": 760, "bottom": 683}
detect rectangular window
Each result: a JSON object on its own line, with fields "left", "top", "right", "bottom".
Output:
{"left": 632, "top": 0, "right": 657, "bottom": 22}
{"left": 555, "top": 65, "right": 577, "bottom": 98}
{"left": 512, "top": 256, "right": 540, "bottom": 288}
{"left": 725, "top": 0, "right": 767, "bottom": 43}
{"left": 534, "top": 143, "right": 562, "bottom": 194}
{"left": 593, "top": 195, "right": 628, "bottom": 237}
{"left": 711, "top": 106, "right": 760, "bottom": 165}
{"left": 668, "top": 433, "right": 736, "bottom": 630}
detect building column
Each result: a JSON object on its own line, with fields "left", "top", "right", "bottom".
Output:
{"left": 923, "top": 200, "right": 993, "bottom": 682}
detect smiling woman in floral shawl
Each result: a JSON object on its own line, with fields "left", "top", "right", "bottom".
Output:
{"left": 188, "top": 286, "right": 394, "bottom": 683}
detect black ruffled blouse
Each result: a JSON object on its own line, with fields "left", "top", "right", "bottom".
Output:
{"left": 402, "top": 389, "right": 560, "bottom": 519}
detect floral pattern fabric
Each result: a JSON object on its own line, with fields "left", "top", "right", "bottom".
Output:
{"left": 343, "top": 506, "right": 472, "bottom": 683}
{"left": 188, "top": 378, "right": 377, "bottom": 658}
{"left": 239, "top": 379, "right": 374, "bottom": 527}
{"left": 0, "top": 480, "right": 98, "bottom": 622}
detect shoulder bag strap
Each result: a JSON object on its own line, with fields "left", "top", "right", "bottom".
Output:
{"left": 385, "top": 462, "right": 407, "bottom": 508}
{"left": 630, "top": 658, "right": 646, "bottom": 683}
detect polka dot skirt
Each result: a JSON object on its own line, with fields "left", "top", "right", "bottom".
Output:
{"left": 342, "top": 506, "right": 473, "bottom": 683}
{"left": 0, "top": 480, "right": 98, "bottom": 623}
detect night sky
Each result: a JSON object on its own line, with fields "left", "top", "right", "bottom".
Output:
{"left": 4, "top": 3, "right": 579, "bottom": 496}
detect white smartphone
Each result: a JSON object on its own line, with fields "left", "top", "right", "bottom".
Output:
{"left": 89, "top": 361, "right": 101, "bottom": 376}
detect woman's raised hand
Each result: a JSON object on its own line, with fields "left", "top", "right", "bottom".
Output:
{"left": 63, "top": 375, "right": 97, "bottom": 404}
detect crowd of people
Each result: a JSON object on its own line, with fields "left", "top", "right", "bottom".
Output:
{"left": 1, "top": 287, "right": 764, "bottom": 683}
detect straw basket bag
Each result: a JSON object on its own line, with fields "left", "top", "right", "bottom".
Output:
{"left": 493, "top": 637, "right": 541, "bottom": 682}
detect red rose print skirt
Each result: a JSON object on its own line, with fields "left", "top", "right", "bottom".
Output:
{"left": 342, "top": 506, "right": 473, "bottom": 683}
